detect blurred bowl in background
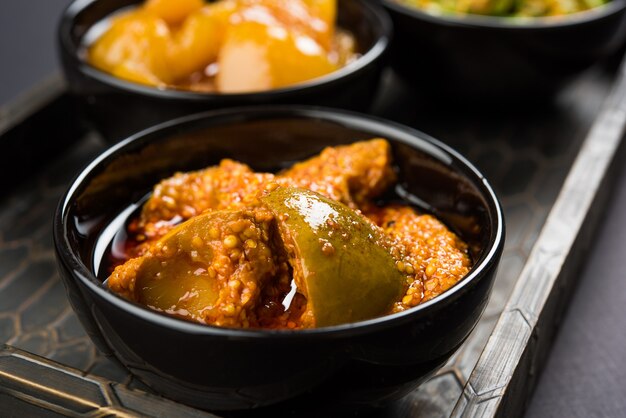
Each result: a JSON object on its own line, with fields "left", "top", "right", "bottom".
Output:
{"left": 382, "top": 0, "right": 626, "bottom": 102}
{"left": 58, "top": 0, "right": 391, "bottom": 142}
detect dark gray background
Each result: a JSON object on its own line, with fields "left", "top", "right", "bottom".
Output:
{"left": 0, "top": 1, "right": 72, "bottom": 105}
{"left": 1, "top": 1, "right": 625, "bottom": 417}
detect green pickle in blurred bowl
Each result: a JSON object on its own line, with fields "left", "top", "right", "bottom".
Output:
{"left": 397, "top": 0, "right": 609, "bottom": 18}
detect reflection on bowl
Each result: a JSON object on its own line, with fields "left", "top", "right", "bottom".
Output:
{"left": 382, "top": 0, "right": 626, "bottom": 101}
{"left": 54, "top": 107, "right": 504, "bottom": 412}
{"left": 58, "top": 0, "right": 391, "bottom": 142}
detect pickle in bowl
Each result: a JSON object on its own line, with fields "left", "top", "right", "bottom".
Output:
{"left": 104, "top": 139, "right": 472, "bottom": 330}
{"left": 87, "top": 0, "right": 359, "bottom": 93}
{"left": 54, "top": 108, "right": 504, "bottom": 410}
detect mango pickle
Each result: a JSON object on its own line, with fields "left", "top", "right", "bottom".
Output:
{"left": 108, "top": 139, "right": 472, "bottom": 329}
{"left": 108, "top": 208, "right": 287, "bottom": 327}
{"left": 261, "top": 187, "right": 405, "bottom": 327}
{"left": 132, "top": 139, "right": 395, "bottom": 249}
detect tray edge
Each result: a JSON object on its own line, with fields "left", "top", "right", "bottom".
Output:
{"left": 451, "top": 60, "right": 626, "bottom": 418}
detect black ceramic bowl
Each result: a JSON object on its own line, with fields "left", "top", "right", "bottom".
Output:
{"left": 382, "top": 0, "right": 626, "bottom": 101}
{"left": 53, "top": 107, "right": 504, "bottom": 412}
{"left": 57, "top": 0, "right": 391, "bottom": 142}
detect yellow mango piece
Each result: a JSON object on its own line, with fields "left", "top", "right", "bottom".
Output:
{"left": 144, "top": 0, "right": 204, "bottom": 25}
{"left": 216, "top": 20, "right": 337, "bottom": 92}
{"left": 166, "top": 2, "right": 236, "bottom": 81}
{"left": 89, "top": 13, "right": 172, "bottom": 85}
{"left": 236, "top": 0, "right": 334, "bottom": 49}
{"left": 110, "top": 61, "right": 164, "bottom": 86}
{"left": 304, "top": 0, "right": 336, "bottom": 34}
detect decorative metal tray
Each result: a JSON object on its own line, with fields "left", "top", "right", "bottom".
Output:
{"left": 1, "top": 58, "right": 625, "bottom": 417}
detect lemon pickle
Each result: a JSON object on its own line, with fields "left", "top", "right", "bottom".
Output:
{"left": 87, "top": 0, "right": 357, "bottom": 93}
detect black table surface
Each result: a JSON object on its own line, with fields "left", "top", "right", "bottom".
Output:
{"left": 1, "top": 2, "right": 625, "bottom": 417}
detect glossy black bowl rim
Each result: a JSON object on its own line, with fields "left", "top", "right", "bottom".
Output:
{"left": 53, "top": 106, "right": 504, "bottom": 340}
{"left": 382, "top": 0, "right": 626, "bottom": 29}
{"left": 58, "top": 0, "right": 391, "bottom": 101}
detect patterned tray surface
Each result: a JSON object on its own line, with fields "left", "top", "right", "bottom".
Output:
{"left": 0, "top": 67, "right": 616, "bottom": 416}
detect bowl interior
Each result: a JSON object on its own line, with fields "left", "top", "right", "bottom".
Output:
{"left": 59, "top": 108, "right": 501, "bottom": 334}
{"left": 60, "top": 0, "right": 388, "bottom": 97}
